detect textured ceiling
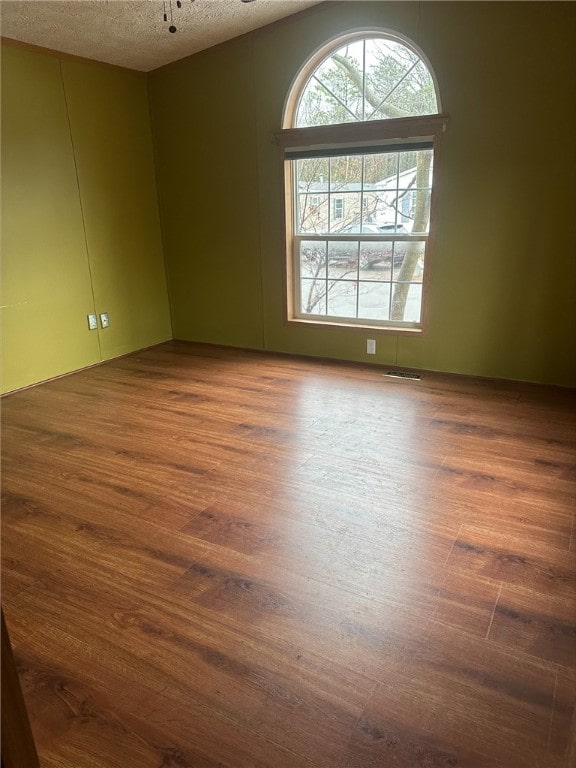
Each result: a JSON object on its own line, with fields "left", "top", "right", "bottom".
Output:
{"left": 0, "top": 0, "right": 323, "bottom": 71}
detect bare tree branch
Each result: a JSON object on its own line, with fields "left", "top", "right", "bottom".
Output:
{"left": 391, "top": 152, "right": 431, "bottom": 320}
{"left": 332, "top": 54, "right": 408, "bottom": 118}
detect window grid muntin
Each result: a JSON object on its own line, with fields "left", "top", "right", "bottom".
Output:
{"left": 294, "top": 150, "right": 432, "bottom": 236}
{"left": 294, "top": 232, "right": 427, "bottom": 326}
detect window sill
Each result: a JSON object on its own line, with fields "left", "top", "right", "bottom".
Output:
{"left": 286, "top": 317, "right": 424, "bottom": 334}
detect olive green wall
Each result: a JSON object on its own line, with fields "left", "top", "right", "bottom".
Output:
{"left": 149, "top": 1, "right": 576, "bottom": 386}
{"left": 61, "top": 59, "right": 172, "bottom": 361}
{"left": 2, "top": 2, "right": 575, "bottom": 391}
{"left": 1, "top": 45, "right": 172, "bottom": 394}
{"left": 149, "top": 38, "right": 263, "bottom": 349}
{"left": 1, "top": 47, "right": 101, "bottom": 392}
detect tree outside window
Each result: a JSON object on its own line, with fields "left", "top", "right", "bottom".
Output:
{"left": 282, "top": 33, "right": 444, "bottom": 330}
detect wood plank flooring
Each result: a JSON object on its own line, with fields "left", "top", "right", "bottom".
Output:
{"left": 1, "top": 341, "right": 575, "bottom": 768}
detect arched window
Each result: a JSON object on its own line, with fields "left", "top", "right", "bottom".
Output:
{"left": 280, "top": 32, "right": 446, "bottom": 331}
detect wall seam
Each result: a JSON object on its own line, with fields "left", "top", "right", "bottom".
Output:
{"left": 58, "top": 57, "right": 103, "bottom": 360}
{"left": 251, "top": 39, "right": 267, "bottom": 351}
{"left": 145, "top": 71, "right": 175, "bottom": 341}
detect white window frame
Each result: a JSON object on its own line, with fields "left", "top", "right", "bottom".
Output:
{"left": 280, "top": 31, "right": 447, "bottom": 334}
{"left": 332, "top": 197, "right": 345, "bottom": 221}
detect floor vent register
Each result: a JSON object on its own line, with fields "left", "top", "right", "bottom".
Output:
{"left": 385, "top": 371, "right": 422, "bottom": 381}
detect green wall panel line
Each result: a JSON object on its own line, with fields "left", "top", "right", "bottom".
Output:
{"left": 1, "top": 46, "right": 101, "bottom": 394}
{"left": 61, "top": 59, "right": 172, "bottom": 361}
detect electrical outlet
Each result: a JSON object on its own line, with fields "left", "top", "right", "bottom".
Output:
{"left": 99, "top": 312, "right": 110, "bottom": 329}
{"left": 87, "top": 313, "right": 98, "bottom": 330}
{"left": 367, "top": 339, "right": 376, "bottom": 355}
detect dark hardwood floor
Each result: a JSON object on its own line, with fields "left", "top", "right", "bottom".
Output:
{"left": 1, "top": 341, "right": 575, "bottom": 768}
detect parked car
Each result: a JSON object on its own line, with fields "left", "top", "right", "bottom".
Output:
{"left": 300, "top": 223, "right": 409, "bottom": 273}
{"left": 341, "top": 223, "right": 407, "bottom": 235}
{"left": 327, "top": 223, "right": 407, "bottom": 268}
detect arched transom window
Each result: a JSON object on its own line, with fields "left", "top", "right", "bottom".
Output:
{"left": 281, "top": 32, "right": 445, "bottom": 331}
{"left": 296, "top": 36, "right": 438, "bottom": 127}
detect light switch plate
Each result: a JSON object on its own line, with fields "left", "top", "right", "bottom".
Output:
{"left": 99, "top": 312, "right": 110, "bottom": 328}
{"left": 367, "top": 339, "right": 376, "bottom": 354}
{"left": 87, "top": 313, "right": 98, "bottom": 330}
